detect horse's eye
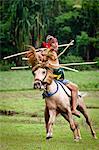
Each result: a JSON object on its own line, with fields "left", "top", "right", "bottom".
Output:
{"left": 42, "top": 71, "right": 46, "bottom": 74}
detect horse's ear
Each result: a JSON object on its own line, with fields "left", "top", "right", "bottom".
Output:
{"left": 41, "top": 62, "right": 50, "bottom": 70}
{"left": 32, "top": 63, "right": 42, "bottom": 72}
{"left": 26, "top": 45, "right": 39, "bottom": 67}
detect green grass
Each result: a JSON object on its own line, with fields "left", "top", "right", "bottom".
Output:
{"left": 0, "top": 70, "right": 99, "bottom": 150}
{"left": 0, "top": 111, "right": 99, "bottom": 150}
{"left": 0, "top": 70, "right": 33, "bottom": 91}
{"left": 64, "top": 71, "right": 99, "bottom": 91}
{"left": 0, "top": 70, "right": 99, "bottom": 91}
{"left": 84, "top": 91, "right": 99, "bottom": 108}
{"left": 0, "top": 90, "right": 99, "bottom": 150}
{"left": 0, "top": 90, "right": 44, "bottom": 114}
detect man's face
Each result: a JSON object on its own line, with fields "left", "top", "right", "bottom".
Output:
{"left": 48, "top": 38, "right": 54, "bottom": 44}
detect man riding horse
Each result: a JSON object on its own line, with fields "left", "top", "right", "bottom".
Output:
{"left": 27, "top": 35, "right": 80, "bottom": 117}
{"left": 39, "top": 35, "right": 80, "bottom": 117}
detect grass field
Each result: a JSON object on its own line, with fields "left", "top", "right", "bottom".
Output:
{"left": 0, "top": 70, "right": 99, "bottom": 150}
{"left": 0, "top": 70, "right": 99, "bottom": 91}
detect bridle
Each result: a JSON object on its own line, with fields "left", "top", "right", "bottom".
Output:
{"left": 33, "top": 67, "right": 51, "bottom": 90}
{"left": 33, "top": 66, "right": 59, "bottom": 98}
{"left": 33, "top": 66, "right": 71, "bottom": 99}
{"left": 34, "top": 69, "right": 48, "bottom": 83}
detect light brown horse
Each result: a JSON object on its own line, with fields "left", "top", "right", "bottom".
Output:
{"left": 32, "top": 64, "right": 97, "bottom": 141}
{"left": 26, "top": 46, "right": 96, "bottom": 141}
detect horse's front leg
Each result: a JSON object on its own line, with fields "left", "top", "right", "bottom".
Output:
{"left": 46, "top": 109, "right": 56, "bottom": 139}
{"left": 44, "top": 106, "right": 49, "bottom": 134}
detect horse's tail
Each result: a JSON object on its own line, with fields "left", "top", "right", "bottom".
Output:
{"left": 80, "top": 92, "right": 88, "bottom": 97}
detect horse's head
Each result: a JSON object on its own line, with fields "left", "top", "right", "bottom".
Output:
{"left": 32, "top": 64, "right": 54, "bottom": 90}
{"left": 26, "top": 45, "right": 54, "bottom": 90}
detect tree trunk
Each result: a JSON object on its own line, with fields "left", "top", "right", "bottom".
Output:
{"left": 86, "top": 48, "right": 89, "bottom": 61}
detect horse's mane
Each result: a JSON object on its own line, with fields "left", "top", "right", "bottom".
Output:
{"left": 26, "top": 45, "right": 49, "bottom": 72}
{"left": 26, "top": 45, "right": 39, "bottom": 67}
{"left": 32, "top": 63, "right": 47, "bottom": 72}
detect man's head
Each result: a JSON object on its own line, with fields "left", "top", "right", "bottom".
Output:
{"left": 46, "top": 35, "right": 54, "bottom": 43}
{"left": 46, "top": 35, "right": 58, "bottom": 51}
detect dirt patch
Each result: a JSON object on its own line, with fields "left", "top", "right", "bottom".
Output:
{"left": 0, "top": 110, "right": 19, "bottom": 116}
{"left": 87, "top": 106, "right": 99, "bottom": 109}
{"left": 0, "top": 109, "right": 40, "bottom": 117}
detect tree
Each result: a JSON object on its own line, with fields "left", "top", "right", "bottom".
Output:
{"left": 9, "top": 0, "right": 33, "bottom": 51}
{"left": 81, "top": 0, "right": 99, "bottom": 37}
{"left": 78, "top": 0, "right": 99, "bottom": 60}
{"left": 0, "top": 0, "right": 98, "bottom": 62}
{"left": 76, "top": 32, "right": 90, "bottom": 61}
{"left": 0, "top": 0, "right": 31, "bottom": 53}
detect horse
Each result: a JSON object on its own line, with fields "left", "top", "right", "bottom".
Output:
{"left": 32, "top": 64, "right": 97, "bottom": 141}
{"left": 26, "top": 46, "right": 97, "bottom": 141}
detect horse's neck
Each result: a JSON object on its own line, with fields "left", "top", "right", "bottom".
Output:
{"left": 47, "top": 80, "right": 72, "bottom": 97}
{"left": 46, "top": 80, "right": 57, "bottom": 93}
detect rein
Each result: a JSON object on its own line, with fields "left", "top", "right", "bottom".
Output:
{"left": 42, "top": 80, "right": 70, "bottom": 99}
{"left": 42, "top": 69, "right": 48, "bottom": 83}
{"left": 57, "top": 80, "right": 70, "bottom": 97}
{"left": 33, "top": 66, "right": 70, "bottom": 98}
{"left": 42, "top": 80, "right": 59, "bottom": 98}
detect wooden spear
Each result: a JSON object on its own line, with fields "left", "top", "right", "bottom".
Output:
{"left": 61, "top": 66, "right": 79, "bottom": 72}
{"left": 3, "top": 42, "right": 74, "bottom": 60}
{"left": 22, "top": 57, "right": 29, "bottom": 60}
{"left": 57, "top": 40, "right": 74, "bottom": 58}
{"left": 3, "top": 51, "right": 30, "bottom": 60}
{"left": 22, "top": 58, "right": 98, "bottom": 66}
{"left": 11, "top": 64, "right": 79, "bottom": 72}
{"left": 3, "top": 48, "right": 47, "bottom": 60}
{"left": 61, "top": 61, "right": 98, "bottom": 66}
{"left": 11, "top": 66, "right": 31, "bottom": 70}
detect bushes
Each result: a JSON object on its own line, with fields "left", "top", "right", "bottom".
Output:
{"left": 93, "top": 57, "right": 99, "bottom": 68}
{"left": 0, "top": 60, "right": 15, "bottom": 71}
{"left": 0, "top": 55, "right": 98, "bottom": 71}
{"left": 60, "top": 54, "right": 83, "bottom": 64}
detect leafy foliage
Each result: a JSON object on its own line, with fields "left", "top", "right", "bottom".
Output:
{"left": 0, "top": 0, "right": 99, "bottom": 63}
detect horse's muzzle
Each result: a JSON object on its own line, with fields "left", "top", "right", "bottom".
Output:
{"left": 34, "top": 80, "right": 44, "bottom": 90}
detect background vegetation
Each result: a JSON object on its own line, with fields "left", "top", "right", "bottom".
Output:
{"left": 0, "top": 1, "right": 99, "bottom": 149}
{"left": 0, "top": 0, "right": 99, "bottom": 69}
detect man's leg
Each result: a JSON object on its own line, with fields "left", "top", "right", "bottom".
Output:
{"left": 66, "top": 82, "right": 80, "bottom": 117}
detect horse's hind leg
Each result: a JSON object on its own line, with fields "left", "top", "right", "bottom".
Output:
{"left": 78, "top": 101, "right": 97, "bottom": 139}
{"left": 61, "top": 112, "right": 82, "bottom": 140}
{"left": 74, "top": 121, "right": 82, "bottom": 139}
{"left": 66, "top": 108, "right": 79, "bottom": 141}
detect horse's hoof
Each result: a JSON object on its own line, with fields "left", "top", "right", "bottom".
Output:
{"left": 46, "top": 136, "right": 53, "bottom": 140}
{"left": 94, "top": 136, "right": 98, "bottom": 139}
{"left": 46, "top": 133, "right": 53, "bottom": 140}
{"left": 74, "top": 138, "right": 80, "bottom": 142}
{"left": 79, "top": 137, "right": 82, "bottom": 140}
{"left": 77, "top": 136, "right": 82, "bottom": 140}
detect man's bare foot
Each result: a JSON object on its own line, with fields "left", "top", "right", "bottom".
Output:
{"left": 72, "top": 110, "right": 80, "bottom": 118}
